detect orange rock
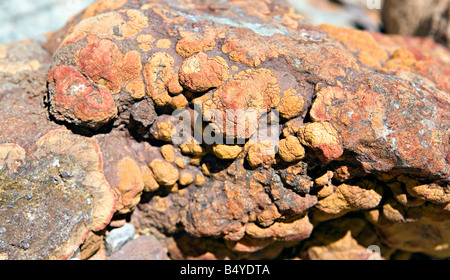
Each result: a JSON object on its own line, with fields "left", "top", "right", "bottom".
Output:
{"left": 203, "top": 68, "right": 281, "bottom": 139}
{"left": 179, "top": 52, "right": 229, "bottom": 92}
{"left": 276, "top": 88, "right": 305, "bottom": 120}
{"left": 277, "top": 136, "right": 305, "bottom": 163}
{"left": 149, "top": 159, "right": 179, "bottom": 187}
{"left": 143, "top": 52, "right": 175, "bottom": 107}
{"left": 48, "top": 65, "right": 117, "bottom": 129}
{"left": 116, "top": 157, "right": 145, "bottom": 214}
{"left": 297, "top": 121, "right": 343, "bottom": 163}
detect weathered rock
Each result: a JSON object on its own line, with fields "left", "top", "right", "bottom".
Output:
{"left": 300, "top": 217, "right": 386, "bottom": 260}
{"left": 0, "top": 40, "right": 116, "bottom": 259}
{"left": 0, "top": 127, "right": 117, "bottom": 260}
{"left": 108, "top": 235, "right": 169, "bottom": 260}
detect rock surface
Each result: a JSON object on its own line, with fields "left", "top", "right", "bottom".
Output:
{"left": 0, "top": 0, "right": 449, "bottom": 260}
{"left": 108, "top": 235, "right": 169, "bottom": 260}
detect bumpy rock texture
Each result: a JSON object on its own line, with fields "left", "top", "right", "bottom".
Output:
{"left": 0, "top": 0, "right": 449, "bottom": 260}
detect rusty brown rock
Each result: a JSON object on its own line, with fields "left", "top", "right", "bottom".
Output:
{"left": 179, "top": 52, "right": 230, "bottom": 92}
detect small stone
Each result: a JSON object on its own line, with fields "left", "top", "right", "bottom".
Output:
{"left": 105, "top": 223, "right": 136, "bottom": 255}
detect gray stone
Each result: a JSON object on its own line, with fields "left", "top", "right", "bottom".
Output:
{"left": 105, "top": 223, "right": 136, "bottom": 255}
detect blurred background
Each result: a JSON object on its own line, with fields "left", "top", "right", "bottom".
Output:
{"left": 0, "top": 0, "right": 448, "bottom": 48}
{"left": 0, "top": 0, "right": 93, "bottom": 43}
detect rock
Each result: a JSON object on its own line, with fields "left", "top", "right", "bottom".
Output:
{"left": 382, "top": 0, "right": 450, "bottom": 48}
{"left": 300, "top": 217, "right": 385, "bottom": 260}
{"left": 108, "top": 235, "right": 169, "bottom": 260}
{"left": 105, "top": 223, "right": 136, "bottom": 255}
{"left": 0, "top": 40, "right": 116, "bottom": 260}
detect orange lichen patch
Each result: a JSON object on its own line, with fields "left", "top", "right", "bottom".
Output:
{"left": 156, "top": 39, "right": 172, "bottom": 49}
{"left": 166, "top": 75, "right": 184, "bottom": 95}
{"left": 195, "top": 174, "right": 206, "bottom": 186}
{"left": 0, "top": 143, "right": 26, "bottom": 173}
{"left": 76, "top": 37, "right": 143, "bottom": 95}
{"left": 143, "top": 52, "right": 175, "bottom": 107}
{"left": 222, "top": 29, "right": 279, "bottom": 67}
{"left": 63, "top": 10, "right": 149, "bottom": 46}
{"left": 319, "top": 24, "right": 388, "bottom": 68}
{"left": 137, "top": 34, "right": 155, "bottom": 52}
{"left": 48, "top": 65, "right": 117, "bottom": 129}
{"left": 212, "top": 144, "right": 242, "bottom": 160}
{"left": 315, "top": 171, "right": 334, "bottom": 187}
{"left": 179, "top": 172, "right": 194, "bottom": 186}
{"left": 201, "top": 163, "right": 211, "bottom": 176}
{"left": 245, "top": 215, "right": 313, "bottom": 242}
{"left": 277, "top": 136, "right": 305, "bottom": 163}
{"left": 149, "top": 159, "right": 179, "bottom": 187}
{"left": 141, "top": 165, "right": 159, "bottom": 192}
{"left": 296, "top": 44, "right": 359, "bottom": 85}
{"left": 314, "top": 182, "right": 383, "bottom": 222}
{"left": 384, "top": 48, "right": 418, "bottom": 71}
{"left": 126, "top": 77, "right": 146, "bottom": 100}
{"left": 276, "top": 88, "right": 305, "bottom": 120}
{"left": 170, "top": 94, "right": 189, "bottom": 110}
{"left": 150, "top": 116, "right": 178, "bottom": 142}
{"left": 256, "top": 205, "right": 281, "bottom": 228}
{"left": 180, "top": 141, "right": 206, "bottom": 157}
{"left": 297, "top": 121, "right": 343, "bottom": 163}
{"left": 231, "top": 65, "right": 239, "bottom": 72}
{"left": 175, "top": 26, "right": 216, "bottom": 58}
{"left": 317, "top": 185, "right": 334, "bottom": 199}
{"left": 310, "top": 86, "right": 347, "bottom": 122}
{"left": 406, "top": 183, "right": 450, "bottom": 205}
{"left": 203, "top": 68, "right": 281, "bottom": 138}
{"left": 81, "top": 0, "right": 127, "bottom": 20}
{"left": 228, "top": 0, "right": 272, "bottom": 20}
{"left": 280, "top": 12, "right": 303, "bottom": 30}
{"left": 175, "top": 157, "right": 185, "bottom": 169}
{"left": 246, "top": 140, "right": 277, "bottom": 169}
{"left": 190, "top": 156, "right": 202, "bottom": 166}
{"left": 33, "top": 128, "right": 117, "bottom": 231}
{"left": 160, "top": 145, "right": 175, "bottom": 162}
{"left": 179, "top": 52, "right": 230, "bottom": 92}
{"left": 115, "top": 157, "right": 144, "bottom": 214}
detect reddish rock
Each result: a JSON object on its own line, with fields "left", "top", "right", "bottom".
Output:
{"left": 108, "top": 235, "right": 169, "bottom": 260}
